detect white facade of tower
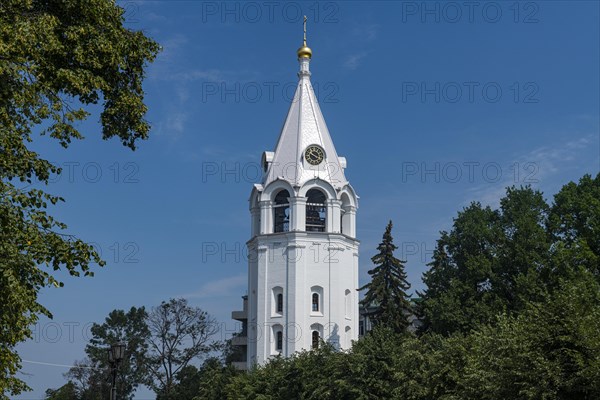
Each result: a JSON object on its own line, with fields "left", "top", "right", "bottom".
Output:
{"left": 246, "top": 52, "right": 359, "bottom": 368}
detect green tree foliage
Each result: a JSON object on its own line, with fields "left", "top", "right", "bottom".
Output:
{"left": 547, "top": 173, "right": 600, "bottom": 279}
{"left": 145, "top": 298, "right": 221, "bottom": 398}
{"left": 419, "top": 186, "right": 551, "bottom": 334}
{"left": 44, "top": 382, "right": 78, "bottom": 400}
{"left": 58, "top": 301, "right": 219, "bottom": 399}
{"left": 159, "top": 358, "right": 239, "bottom": 400}
{"left": 210, "top": 330, "right": 465, "bottom": 400}
{"left": 222, "top": 334, "right": 247, "bottom": 365}
{"left": 226, "top": 344, "right": 360, "bottom": 400}
{"left": 359, "top": 221, "right": 412, "bottom": 333}
{"left": 210, "top": 270, "right": 600, "bottom": 400}
{"left": 183, "top": 175, "right": 600, "bottom": 400}
{"left": 193, "top": 358, "right": 239, "bottom": 400}
{"left": 63, "top": 308, "right": 149, "bottom": 400}
{"left": 63, "top": 358, "right": 106, "bottom": 400}
{"left": 348, "top": 327, "right": 467, "bottom": 400}
{"left": 157, "top": 365, "right": 202, "bottom": 400}
{"left": 42, "top": 175, "right": 600, "bottom": 399}
{"left": 458, "top": 269, "right": 600, "bottom": 400}
{"left": 349, "top": 326, "right": 406, "bottom": 399}
{"left": 80, "top": 307, "right": 149, "bottom": 399}
{"left": 0, "top": 0, "right": 159, "bottom": 395}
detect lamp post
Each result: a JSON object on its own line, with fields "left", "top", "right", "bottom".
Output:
{"left": 107, "top": 342, "right": 126, "bottom": 400}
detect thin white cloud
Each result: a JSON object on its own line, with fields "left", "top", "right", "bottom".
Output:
{"left": 467, "top": 135, "right": 595, "bottom": 207}
{"left": 344, "top": 52, "right": 368, "bottom": 70}
{"left": 176, "top": 86, "right": 189, "bottom": 103}
{"left": 166, "top": 113, "right": 187, "bottom": 135}
{"left": 467, "top": 185, "right": 507, "bottom": 208}
{"left": 515, "top": 135, "right": 591, "bottom": 182}
{"left": 149, "top": 35, "right": 227, "bottom": 83}
{"left": 151, "top": 34, "right": 188, "bottom": 70}
{"left": 182, "top": 274, "right": 247, "bottom": 299}
{"left": 153, "top": 111, "right": 189, "bottom": 141}
{"left": 148, "top": 34, "right": 257, "bottom": 141}
{"left": 342, "top": 23, "right": 378, "bottom": 70}
{"left": 143, "top": 11, "right": 168, "bottom": 23}
{"left": 148, "top": 34, "right": 226, "bottom": 140}
{"left": 167, "top": 69, "right": 226, "bottom": 82}
{"left": 353, "top": 23, "right": 379, "bottom": 41}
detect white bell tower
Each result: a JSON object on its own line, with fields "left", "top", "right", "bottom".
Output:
{"left": 246, "top": 19, "right": 359, "bottom": 367}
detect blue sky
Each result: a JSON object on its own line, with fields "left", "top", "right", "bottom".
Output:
{"left": 16, "top": 1, "right": 599, "bottom": 398}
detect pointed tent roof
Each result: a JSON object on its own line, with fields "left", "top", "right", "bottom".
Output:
{"left": 263, "top": 53, "right": 347, "bottom": 190}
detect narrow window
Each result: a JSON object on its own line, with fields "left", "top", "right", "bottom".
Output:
{"left": 312, "top": 331, "right": 319, "bottom": 349}
{"left": 306, "top": 189, "right": 326, "bottom": 232}
{"left": 274, "top": 190, "right": 290, "bottom": 232}
{"left": 276, "top": 331, "right": 283, "bottom": 351}
{"left": 272, "top": 287, "right": 283, "bottom": 316}
{"left": 312, "top": 293, "right": 319, "bottom": 312}
{"left": 276, "top": 293, "right": 283, "bottom": 313}
{"left": 272, "top": 325, "right": 283, "bottom": 355}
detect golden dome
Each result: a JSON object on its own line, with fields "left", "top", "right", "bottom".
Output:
{"left": 297, "top": 45, "right": 312, "bottom": 59}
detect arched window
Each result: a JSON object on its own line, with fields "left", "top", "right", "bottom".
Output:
{"left": 272, "top": 324, "right": 283, "bottom": 355}
{"left": 276, "top": 331, "right": 283, "bottom": 351}
{"left": 276, "top": 293, "right": 283, "bottom": 313}
{"left": 272, "top": 287, "right": 283, "bottom": 316}
{"left": 312, "top": 331, "right": 320, "bottom": 349}
{"left": 312, "top": 293, "right": 319, "bottom": 312}
{"left": 274, "top": 190, "right": 290, "bottom": 233}
{"left": 310, "top": 286, "right": 323, "bottom": 314}
{"left": 306, "top": 189, "right": 326, "bottom": 232}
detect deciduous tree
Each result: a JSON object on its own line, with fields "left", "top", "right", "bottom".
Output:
{"left": 0, "top": 0, "right": 159, "bottom": 395}
{"left": 82, "top": 307, "right": 149, "bottom": 399}
{"left": 63, "top": 359, "right": 106, "bottom": 400}
{"left": 44, "top": 382, "right": 78, "bottom": 400}
{"left": 145, "top": 298, "right": 220, "bottom": 398}
{"left": 193, "top": 358, "right": 239, "bottom": 400}
{"left": 419, "top": 187, "right": 550, "bottom": 334}
{"left": 459, "top": 269, "right": 600, "bottom": 399}
{"left": 548, "top": 173, "right": 600, "bottom": 280}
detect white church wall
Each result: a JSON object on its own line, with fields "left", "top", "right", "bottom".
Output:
{"left": 243, "top": 32, "right": 359, "bottom": 369}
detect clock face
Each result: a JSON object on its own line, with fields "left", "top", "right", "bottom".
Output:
{"left": 304, "top": 145, "right": 324, "bottom": 166}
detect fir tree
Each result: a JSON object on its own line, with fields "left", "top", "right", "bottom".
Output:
{"left": 359, "top": 221, "right": 412, "bottom": 333}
